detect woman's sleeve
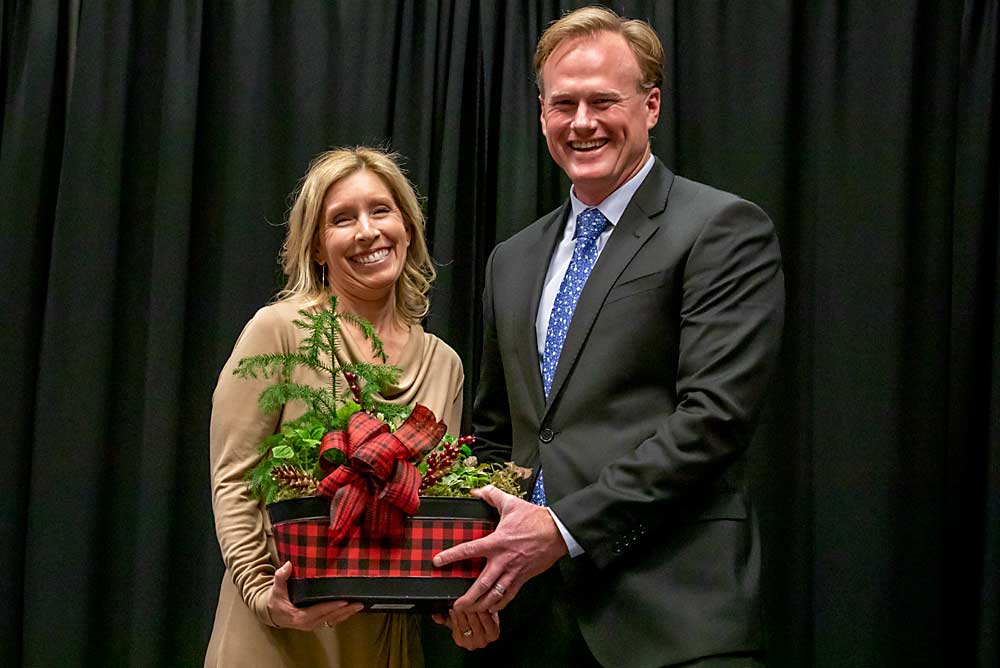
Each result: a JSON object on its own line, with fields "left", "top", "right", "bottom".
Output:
{"left": 209, "top": 306, "right": 288, "bottom": 626}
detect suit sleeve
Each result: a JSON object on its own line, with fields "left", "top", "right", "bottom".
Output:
{"left": 471, "top": 247, "right": 515, "bottom": 465}
{"left": 209, "top": 308, "right": 288, "bottom": 626}
{"left": 551, "top": 199, "right": 785, "bottom": 569}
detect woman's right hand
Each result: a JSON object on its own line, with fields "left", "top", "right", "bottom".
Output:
{"left": 267, "top": 561, "right": 364, "bottom": 630}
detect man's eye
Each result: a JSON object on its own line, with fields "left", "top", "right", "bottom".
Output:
{"left": 552, "top": 100, "right": 575, "bottom": 109}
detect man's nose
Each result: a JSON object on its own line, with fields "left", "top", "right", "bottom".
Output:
{"left": 571, "top": 103, "right": 596, "bottom": 132}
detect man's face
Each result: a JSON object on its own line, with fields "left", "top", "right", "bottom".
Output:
{"left": 539, "top": 31, "right": 661, "bottom": 206}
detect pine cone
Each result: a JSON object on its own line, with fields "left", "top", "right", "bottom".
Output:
{"left": 271, "top": 465, "right": 319, "bottom": 497}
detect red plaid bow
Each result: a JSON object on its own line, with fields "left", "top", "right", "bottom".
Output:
{"left": 317, "top": 404, "right": 446, "bottom": 543}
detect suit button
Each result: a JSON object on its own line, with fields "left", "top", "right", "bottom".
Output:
{"left": 539, "top": 428, "right": 554, "bottom": 443}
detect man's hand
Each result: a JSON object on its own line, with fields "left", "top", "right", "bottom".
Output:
{"left": 432, "top": 485, "right": 568, "bottom": 613}
{"left": 267, "top": 561, "right": 364, "bottom": 630}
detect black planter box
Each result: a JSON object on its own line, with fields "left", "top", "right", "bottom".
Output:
{"left": 268, "top": 495, "right": 498, "bottom": 613}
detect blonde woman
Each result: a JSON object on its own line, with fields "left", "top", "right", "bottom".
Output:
{"left": 205, "top": 147, "right": 497, "bottom": 667}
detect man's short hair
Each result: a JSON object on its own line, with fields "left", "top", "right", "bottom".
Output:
{"left": 534, "top": 5, "right": 664, "bottom": 95}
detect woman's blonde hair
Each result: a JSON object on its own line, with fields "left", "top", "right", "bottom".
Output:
{"left": 534, "top": 6, "right": 664, "bottom": 95}
{"left": 277, "top": 147, "right": 435, "bottom": 324}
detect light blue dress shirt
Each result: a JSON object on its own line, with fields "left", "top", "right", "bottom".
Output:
{"left": 534, "top": 154, "right": 656, "bottom": 557}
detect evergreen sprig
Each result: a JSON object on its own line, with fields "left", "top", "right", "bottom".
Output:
{"left": 235, "top": 295, "right": 403, "bottom": 428}
{"left": 241, "top": 296, "right": 407, "bottom": 503}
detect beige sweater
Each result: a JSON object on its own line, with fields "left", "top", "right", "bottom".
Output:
{"left": 205, "top": 299, "right": 463, "bottom": 668}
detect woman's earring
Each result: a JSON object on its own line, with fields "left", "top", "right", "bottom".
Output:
{"left": 320, "top": 263, "right": 326, "bottom": 287}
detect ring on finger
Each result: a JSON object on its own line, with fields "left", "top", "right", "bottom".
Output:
{"left": 462, "top": 628, "right": 473, "bottom": 637}
{"left": 492, "top": 582, "right": 507, "bottom": 596}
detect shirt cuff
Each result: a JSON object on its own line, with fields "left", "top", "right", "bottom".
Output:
{"left": 547, "top": 507, "right": 584, "bottom": 557}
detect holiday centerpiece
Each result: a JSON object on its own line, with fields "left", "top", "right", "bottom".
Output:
{"left": 239, "top": 296, "right": 528, "bottom": 612}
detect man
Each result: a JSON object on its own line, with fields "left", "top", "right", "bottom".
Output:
{"left": 433, "top": 7, "right": 784, "bottom": 667}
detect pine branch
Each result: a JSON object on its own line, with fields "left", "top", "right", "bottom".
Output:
{"left": 339, "top": 311, "right": 388, "bottom": 363}
{"left": 340, "top": 361, "right": 402, "bottom": 413}
{"left": 235, "top": 351, "right": 330, "bottom": 380}
{"left": 258, "top": 383, "right": 337, "bottom": 420}
{"left": 371, "top": 401, "right": 412, "bottom": 427}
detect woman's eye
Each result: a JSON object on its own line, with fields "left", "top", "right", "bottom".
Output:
{"left": 372, "top": 206, "right": 391, "bottom": 216}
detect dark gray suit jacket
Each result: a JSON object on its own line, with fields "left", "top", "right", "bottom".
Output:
{"left": 473, "top": 159, "right": 785, "bottom": 667}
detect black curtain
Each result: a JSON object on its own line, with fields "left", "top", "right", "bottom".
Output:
{"left": 2, "top": 1, "right": 997, "bottom": 666}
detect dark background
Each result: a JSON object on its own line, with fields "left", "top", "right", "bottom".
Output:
{"left": 2, "top": 1, "right": 997, "bottom": 666}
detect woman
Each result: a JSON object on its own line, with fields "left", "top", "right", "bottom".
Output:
{"left": 205, "top": 147, "right": 497, "bottom": 667}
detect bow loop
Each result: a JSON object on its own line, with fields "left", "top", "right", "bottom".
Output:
{"left": 317, "top": 404, "right": 447, "bottom": 542}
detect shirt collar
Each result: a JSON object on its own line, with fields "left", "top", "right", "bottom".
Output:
{"left": 569, "top": 153, "right": 656, "bottom": 227}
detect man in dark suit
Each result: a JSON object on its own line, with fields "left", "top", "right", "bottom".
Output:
{"left": 433, "top": 7, "right": 784, "bottom": 667}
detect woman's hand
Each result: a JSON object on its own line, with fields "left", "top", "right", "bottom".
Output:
{"left": 267, "top": 561, "right": 364, "bottom": 630}
{"left": 432, "top": 608, "right": 500, "bottom": 650}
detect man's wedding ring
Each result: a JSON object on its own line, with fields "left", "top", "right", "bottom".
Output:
{"left": 462, "top": 628, "right": 473, "bottom": 637}
{"left": 492, "top": 583, "right": 507, "bottom": 596}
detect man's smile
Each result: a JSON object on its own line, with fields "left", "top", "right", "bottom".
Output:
{"left": 569, "top": 139, "right": 608, "bottom": 151}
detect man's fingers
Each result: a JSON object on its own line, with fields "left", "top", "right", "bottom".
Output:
{"left": 434, "top": 535, "right": 492, "bottom": 567}
{"left": 451, "top": 563, "right": 506, "bottom": 610}
{"left": 471, "top": 484, "right": 523, "bottom": 516}
{"left": 469, "top": 484, "right": 502, "bottom": 506}
{"left": 483, "top": 576, "right": 519, "bottom": 613}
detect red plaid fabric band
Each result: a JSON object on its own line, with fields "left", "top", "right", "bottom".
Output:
{"left": 272, "top": 515, "right": 494, "bottom": 578}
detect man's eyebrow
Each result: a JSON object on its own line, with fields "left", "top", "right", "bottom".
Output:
{"left": 546, "top": 89, "right": 622, "bottom": 99}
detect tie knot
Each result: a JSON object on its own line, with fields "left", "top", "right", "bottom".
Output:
{"left": 575, "top": 208, "right": 608, "bottom": 243}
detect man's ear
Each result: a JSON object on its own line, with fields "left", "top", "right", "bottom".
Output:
{"left": 645, "top": 87, "right": 661, "bottom": 128}
{"left": 539, "top": 95, "right": 548, "bottom": 137}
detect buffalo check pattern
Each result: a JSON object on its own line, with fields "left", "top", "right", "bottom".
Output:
{"left": 272, "top": 515, "right": 494, "bottom": 578}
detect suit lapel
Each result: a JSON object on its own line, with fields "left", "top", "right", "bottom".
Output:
{"left": 543, "top": 161, "right": 675, "bottom": 416}
{"left": 515, "top": 201, "right": 571, "bottom": 415}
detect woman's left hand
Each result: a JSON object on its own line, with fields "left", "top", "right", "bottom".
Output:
{"left": 431, "top": 608, "right": 500, "bottom": 650}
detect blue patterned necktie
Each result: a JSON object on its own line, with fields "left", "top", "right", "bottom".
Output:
{"left": 531, "top": 207, "right": 610, "bottom": 506}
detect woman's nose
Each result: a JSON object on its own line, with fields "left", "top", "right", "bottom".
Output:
{"left": 355, "top": 215, "right": 381, "bottom": 241}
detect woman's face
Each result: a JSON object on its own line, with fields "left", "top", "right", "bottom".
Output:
{"left": 315, "top": 169, "right": 411, "bottom": 305}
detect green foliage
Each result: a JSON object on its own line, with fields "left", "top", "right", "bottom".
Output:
{"left": 419, "top": 462, "right": 527, "bottom": 498}
{"left": 242, "top": 296, "right": 406, "bottom": 502}
{"left": 418, "top": 441, "right": 529, "bottom": 498}
{"left": 240, "top": 294, "right": 530, "bottom": 503}
{"left": 247, "top": 412, "right": 328, "bottom": 504}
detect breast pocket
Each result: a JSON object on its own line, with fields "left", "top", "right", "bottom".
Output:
{"left": 605, "top": 269, "right": 669, "bottom": 305}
